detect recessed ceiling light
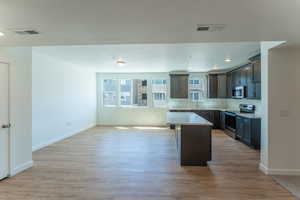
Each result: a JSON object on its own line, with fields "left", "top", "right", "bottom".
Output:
{"left": 0, "top": 32, "right": 5, "bottom": 37}
{"left": 213, "top": 64, "right": 218, "bottom": 69}
{"left": 224, "top": 58, "right": 232, "bottom": 62}
{"left": 115, "top": 58, "right": 126, "bottom": 67}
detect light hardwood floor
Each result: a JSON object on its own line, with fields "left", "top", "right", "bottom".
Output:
{"left": 0, "top": 126, "right": 296, "bottom": 200}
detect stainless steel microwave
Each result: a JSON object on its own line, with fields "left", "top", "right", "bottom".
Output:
{"left": 232, "top": 86, "right": 245, "bottom": 99}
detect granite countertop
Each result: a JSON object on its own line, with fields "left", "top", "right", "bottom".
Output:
{"left": 168, "top": 107, "right": 261, "bottom": 119}
{"left": 168, "top": 107, "right": 228, "bottom": 111}
{"left": 166, "top": 112, "right": 213, "bottom": 126}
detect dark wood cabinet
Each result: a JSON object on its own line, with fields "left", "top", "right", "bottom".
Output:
{"left": 220, "top": 111, "right": 226, "bottom": 130}
{"left": 226, "top": 54, "right": 261, "bottom": 100}
{"left": 170, "top": 74, "right": 189, "bottom": 99}
{"left": 226, "top": 73, "right": 232, "bottom": 98}
{"left": 235, "top": 115, "right": 261, "bottom": 149}
{"left": 217, "top": 74, "right": 227, "bottom": 98}
{"left": 252, "top": 60, "right": 261, "bottom": 83}
{"left": 236, "top": 116, "right": 243, "bottom": 139}
{"left": 208, "top": 74, "right": 218, "bottom": 98}
{"left": 208, "top": 74, "right": 227, "bottom": 99}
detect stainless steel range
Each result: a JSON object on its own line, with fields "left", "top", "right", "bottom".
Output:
{"left": 224, "top": 104, "right": 255, "bottom": 133}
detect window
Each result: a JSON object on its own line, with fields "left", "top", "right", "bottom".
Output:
{"left": 189, "top": 78, "right": 206, "bottom": 101}
{"left": 120, "top": 79, "right": 132, "bottom": 106}
{"left": 103, "top": 79, "right": 118, "bottom": 106}
{"left": 153, "top": 92, "right": 166, "bottom": 101}
{"left": 190, "top": 91, "right": 200, "bottom": 101}
{"left": 132, "top": 79, "right": 148, "bottom": 106}
{"left": 152, "top": 79, "right": 167, "bottom": 107}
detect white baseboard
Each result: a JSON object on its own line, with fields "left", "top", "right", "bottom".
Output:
{"left": 259, "top": 163, "right": 269, "bottom": 174}
{"left": 11, "top": 160, "right": 33, "bottom": 176}
{"left": 259, "top": 162, "right": 300, "bottom": 175}
{"left": 32, "top": 123, "right": 96, "bottom": 152}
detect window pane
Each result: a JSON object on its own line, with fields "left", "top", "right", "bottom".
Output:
{"left": 132, "top": 79, "right": 147, "bottom": 106}
{"left": 103, "top": 79, "right": 118, "bottom": 106}
{"left": 120, "top": 79, "right": 132, "bottom": 106}
{"left": 152, "top": 79, "right": 167, "bottom": 107}
{"left": 189, "top": 78, "right": 203, "bottom": 101}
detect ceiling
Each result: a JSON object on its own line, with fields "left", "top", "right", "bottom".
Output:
{"left": 33, "top": 43, "right": 260, "bottom": 72}
{"left": 0, "top": 0, "right": 298, "bottom": 46}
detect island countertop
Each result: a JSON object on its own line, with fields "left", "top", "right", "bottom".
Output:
{"left": 166, "top": 112, "right": 213, "bottom": 126}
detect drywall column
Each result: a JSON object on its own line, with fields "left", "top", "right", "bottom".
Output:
{"left": 260, "top": 42, "right": 300, "bottom": 175}
{"left": 260, "top": 42, "right": 284, "bottom": 173}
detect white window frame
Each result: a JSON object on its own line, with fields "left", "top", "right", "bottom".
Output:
{"left": 119, "top": 79, "right": 133, "bottom": 107}
{"left": 102, "top": 79, "right": 118, "bottom": 107}
{"left": 151, "top": 78, "right": 168, "bottom": 107}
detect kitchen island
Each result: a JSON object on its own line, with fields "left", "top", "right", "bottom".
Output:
{"left": 166, "top": 112, "right": 213, "bottom": 166}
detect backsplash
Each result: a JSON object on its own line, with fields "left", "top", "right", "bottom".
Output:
{"left": 168, "top": 98, "right": 228, "bottom": 109}
{"left": 168, "top": 98, "right": 262, "bottom": 114}
{"left": 227, "top": 99, "right": 262, "bottom": 114}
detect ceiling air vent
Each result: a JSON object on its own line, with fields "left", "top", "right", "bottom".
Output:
{"left": 197, "top": 24, "right": 226, "bottom": 32}
{"left": 12, "top": 29, "right": 40, "bottom": 35}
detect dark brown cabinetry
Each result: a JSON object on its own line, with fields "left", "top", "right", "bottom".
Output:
{"left": 235, "top": 116, "right": 260, "bottom": 149}
{"left": 170, "top": 74, "right": 189, "bottom": 98}
{"left": 226, "top": 73, "right": 232, "bottom": 98}
{"left": 220, "top": 111, "right": 226, "bottom": 130}
{"left": 208, "top": 74, "right": 227, "bottom": 99}
{"left": 226, "top": 54, "right": 261, "bottom": 100}
{"left": 251, "top": 55, "right": 261, "bottom": 83}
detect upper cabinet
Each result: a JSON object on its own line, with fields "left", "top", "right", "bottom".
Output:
{"left": 208, "top": 74, "right": 227, "bottom": 98}
{"left": 252, "top": 60, "right": 261, "bottom": 83}
{"left": 170, "top": 74, "right": 189, "bottom": 98}
{"left": 226, "top": 54, "right": 261, "bottom": 100}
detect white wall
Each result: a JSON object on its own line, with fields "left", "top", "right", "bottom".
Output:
{"left": 0, "top": 47, "right": 33, "bottom": 176}
{"left": 264, "top": 46, "right": 300, "bottom": 175}
{"left": 32, "top": 50, "right": 97, "bottom": 151}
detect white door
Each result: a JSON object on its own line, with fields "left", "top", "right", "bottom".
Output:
{"left": 0, "top": 63, "right": 10, "bottom": 180}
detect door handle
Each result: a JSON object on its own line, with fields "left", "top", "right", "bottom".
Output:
{"left": 2, "top": 124, "right": 11, "bottom": 129}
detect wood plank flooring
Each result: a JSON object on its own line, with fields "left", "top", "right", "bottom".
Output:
{"left": 0, "top": 126, "right": 296, "bottom": 200}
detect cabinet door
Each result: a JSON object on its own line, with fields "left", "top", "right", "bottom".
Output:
{"left": 208, "top": 74, "right": 218, "bottom": 98}
{"left": 246, "top": 64, "right": 255, "bottom": 99}
{"left": 226, "top": 73, "right": 232, "bottom": 98}
{"left": 252, "top": 61, "right": 261, "bottom": 83}
{"left": 255, "top": 83, "right": 261, "bottom": 99}
{"left": 242, "top": 118, "right": 251, "bottom": 145}
{"left": 196, "top": 111, "right": 211, "bottom": 121}
{"left": 240, "top": 67, "right": 247, "bottom": 86}
{"left": 213, "top": 111, "right": 220, "bottom": 129}
{"left": 170, "top": 75, "right": 188, "bottom": 98}
{"left": 236, "top": 116, "right": 244, "bottom": 139}
{"left": 220, "top": 111, "right": 225, "bottom": 130}
{"left": 236, "top": 70, "right": 242, "bottom": 86}
{"left": 217, "top": 74, "right": 227, "bottom": 98}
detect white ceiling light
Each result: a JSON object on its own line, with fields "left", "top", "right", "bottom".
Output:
{"left": 224, "top": 58, "right": 232, "bottom": 62}
{"left": 115, "top": 58, "right": 127, "bottom": 67}
{"left": 0, "top": 32, "right": 5, "bottom": 37}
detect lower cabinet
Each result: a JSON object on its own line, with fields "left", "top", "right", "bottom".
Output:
{"left": 236, "top": 116, "right": 260, "bottom": 149}
{"left": 194, "top": 110, "right": 220, "bottom": 129}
